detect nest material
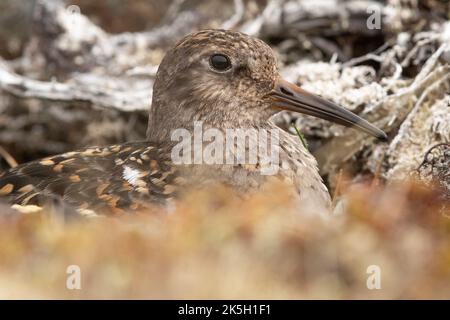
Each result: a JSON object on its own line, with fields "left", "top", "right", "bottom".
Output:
{"left": 417, "top": 143, "right": 450, "bottom": 200}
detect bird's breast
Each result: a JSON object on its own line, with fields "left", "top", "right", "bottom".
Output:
{"left": 177, "top": 126, "right": 332, "bottom": 215}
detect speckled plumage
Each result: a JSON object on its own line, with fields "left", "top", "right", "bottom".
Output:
{"left": 0, "top": 142, "right": 179, "bottom": 215}
{"left": 0, "top": 29, "right": 386, "bottom": 216}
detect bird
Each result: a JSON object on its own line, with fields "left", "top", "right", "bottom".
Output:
{"left": 0, "top": 29, "right": 386, "bottom": 217}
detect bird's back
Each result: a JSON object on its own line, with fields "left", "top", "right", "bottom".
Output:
{"left": 0, "top": 141, "right": 179, "bottom": 216}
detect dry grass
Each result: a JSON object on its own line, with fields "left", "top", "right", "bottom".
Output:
{"left": 0, "top": 180, "right": 449, "bottom": 299}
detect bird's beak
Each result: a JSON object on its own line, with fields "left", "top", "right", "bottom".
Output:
{"left": 270, "top": 78, "right": 387, "bottom": 140}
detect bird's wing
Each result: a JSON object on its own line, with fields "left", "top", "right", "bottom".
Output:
{"left": 0, "top": 142, "right": 179, "bottom": 216}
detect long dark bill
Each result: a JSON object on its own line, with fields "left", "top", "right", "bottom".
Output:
{"left": 270, "top": 78, "right": 387, "bottom": 140}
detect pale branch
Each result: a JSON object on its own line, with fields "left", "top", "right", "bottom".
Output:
{"left": 0, "top": 58, "right": 151, "bottom": 112}
{"left": 27, "top": 0, "right": 200, "bottom": 76}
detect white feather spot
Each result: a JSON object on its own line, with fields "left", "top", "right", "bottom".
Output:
{"left": 123, "top": 166, "right": 141, "bottom": 186}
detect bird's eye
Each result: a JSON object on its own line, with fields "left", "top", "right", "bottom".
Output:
{"left": 209, "top": 54, "right": 231, "bottom": 72}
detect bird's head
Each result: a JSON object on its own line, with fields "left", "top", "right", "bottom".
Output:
{"left": 148, "top": 29, "right": 386, "bottom": 141}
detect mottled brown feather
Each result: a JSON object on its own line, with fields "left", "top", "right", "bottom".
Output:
{"left": 0, "top": 142, "right": 179, "bottom": 215}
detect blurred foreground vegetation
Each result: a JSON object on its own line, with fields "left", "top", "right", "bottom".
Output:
{"left": 0, "top": 179, "right": 448, "bottom": 299}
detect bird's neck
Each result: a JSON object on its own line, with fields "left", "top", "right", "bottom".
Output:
{"left": 146, "top": 100, "right": 268, "bottom": 143}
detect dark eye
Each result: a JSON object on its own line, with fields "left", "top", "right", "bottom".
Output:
{"left": 209, "top": 54, "right": 231, "bottom": 71}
